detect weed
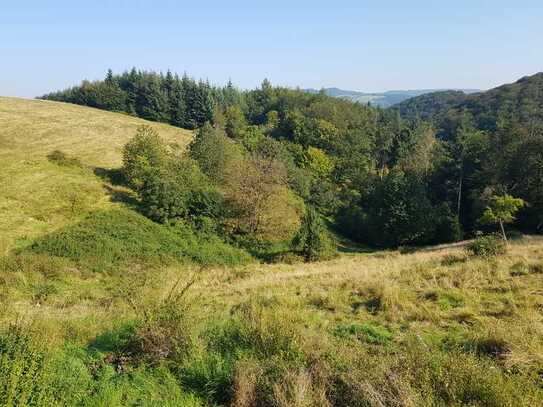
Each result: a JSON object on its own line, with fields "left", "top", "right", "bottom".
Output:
{"left": 333, "top": 323, "right": 393, "bottom": 344}
{"left": 511, "top": 261, "right": 530, "bottom": 276}
{"left": 467, "top": 234, "right": 507, "bottom": 257}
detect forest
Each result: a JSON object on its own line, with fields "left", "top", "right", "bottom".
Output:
{"left": 40, "top": 69, "right": 543, "bottom": 253}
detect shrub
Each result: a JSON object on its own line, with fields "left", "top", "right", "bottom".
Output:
{"left": 270, "top": 251, "right": 304, "bottom": 265}
{"left": 466, "top": 234, "right": 507, "bottom": 257}
{"left": 206, "top": 302, "right": 304, "bottom": 362}
{"left": 26, "top": 209, "right": 184, "bottom": 272}
{"left": 189, "top": 123, "right": 245, "bottom": 184}
{"left": 138, "top": 158, "right": 223, "bottom": 224}
{"left": 122, "top": 125, "right": 168, "bottom": 191}
{"left": 441, "top": 254, "right": 467, "bottom": 266}
{"left": 231, "top": 359, "right": 331, "bottom": 407}
{"left": 124, "top": 301, "right": 193, "bottom": 367}
{"left": 95, "top": 277, "right": 196, "bottom": 370}
{"left": 510, "top": 261, "right": 530, "bottom": 276}
{"left": 434, "top": 203, "right": 463, "bottom": 243}
{"left": 436, "top": 292, "right": 465, "bottom": 310}
{"left": 177, "top": 302, "right": 307, "bottom": 405}
{"left": 179, "top": 352, "right": 234, "bottom": 405}
{"left": 123, "top": 126, "right": 226, "bottom": 226}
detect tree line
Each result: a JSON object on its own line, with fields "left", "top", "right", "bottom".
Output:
{"left": 40, "top": 69, "right": 214, "bottom": 129}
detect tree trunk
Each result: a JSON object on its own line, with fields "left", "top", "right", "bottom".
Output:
{"left": 499, "top": 220, "right": 508, "bottom": 244}
{"left": 457, "top": 165, "right": 463, "bottom": 216}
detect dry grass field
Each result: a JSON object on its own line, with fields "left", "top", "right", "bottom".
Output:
{"left": 0, "top": 97, "right": 192, "bottom": 255}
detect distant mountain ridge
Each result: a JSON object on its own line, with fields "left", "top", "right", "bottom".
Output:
{"left": 394, "top": 72, "right": 543, "bottom": 136}
{"left": 304, "top": 87, "right": 480, "bottom": 108}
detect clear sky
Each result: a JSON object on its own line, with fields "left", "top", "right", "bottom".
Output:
{"left": 1, "top": 0, "right": 542, "bottom": 98}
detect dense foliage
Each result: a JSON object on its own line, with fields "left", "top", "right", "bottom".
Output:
{"left": 396, "top": 73, "right": 543, "bottom": 137}
{"left": 40, "top": 69, "right": 214, "bottom": 129}
{"left": 42, "top": 69, "right": 543, "bottom": 248}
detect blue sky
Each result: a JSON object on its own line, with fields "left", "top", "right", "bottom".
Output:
{"left": 1, "top": 0, "right": 542, "bottom": 97}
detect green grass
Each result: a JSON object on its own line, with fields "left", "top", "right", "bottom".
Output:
{"left": 2, "top": 238, "right": 543, "bottom": 406}
{"left": 24, "top": 208, "right": 251, "bottom": 272}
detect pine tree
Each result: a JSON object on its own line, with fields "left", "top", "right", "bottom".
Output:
{"left": 169, "top": 74, "right": 186, "bottom": 127}
{"left": 292, "top": 206, "right": 334, "bottom": 262}
{"left": 136, "top": 74, "right": 169, "bottom": 122}
{"left": 105, "top": 68, "right": 114, "bottom": 84}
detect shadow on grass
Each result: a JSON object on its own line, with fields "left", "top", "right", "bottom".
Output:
{"left": 93, "top": 167, "right": 126, "bottom": 186}
{"left": 93, "top": 167, "right": 140, "bottom": 207}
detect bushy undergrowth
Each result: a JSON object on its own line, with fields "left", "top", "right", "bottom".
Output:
{"left": 0, "top": 323, "right": 204, "bottom": 406}
{"left": 25, "top": 208, "right": 252, "bottom": 272}
{"left": 0, "top": 325, "right": 53, "bottom": 406}
{"left": 3, "top": 290, "right": 543, "bottom": 406}
{"left": 466, "top": 233, "right": 507, "bottom": 257}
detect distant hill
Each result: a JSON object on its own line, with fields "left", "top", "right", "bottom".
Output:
{"left": 304, "top": 87, "right": 480, "bottom": 108}
{"left": 395, "top": 72, "right": 543, "bottom": 136}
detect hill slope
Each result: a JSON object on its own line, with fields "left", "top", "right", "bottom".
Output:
{"left": 396, "top": 73, "right": 543, "bottom": 135}
{"left": 0, "top": 97, "right": 192, "bottom": 253}
{"left": 1, "top": 97, "right": 543, "bottom": 405}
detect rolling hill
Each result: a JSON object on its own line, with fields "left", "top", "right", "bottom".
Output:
{"left": 1, "top": 94, "right": 543, "bottom": 405}
{"left": 0, "top": 96, "right": 192, "bottom": 254}
{"left": 304, "top": 87, "right": 480, "bottom": 108}
{"left": 395, "top": 72, "right": 543, "bottom": 135}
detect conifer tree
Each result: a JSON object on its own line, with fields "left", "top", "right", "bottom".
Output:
{"left": 292, "top": 206, "right": 334, "bottom": 262}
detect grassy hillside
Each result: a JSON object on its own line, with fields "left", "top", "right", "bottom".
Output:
{"left": 1, "top": 234, "right": 543, "bottom": 405}
{"left": 0, "top": 97, "right": 192, "bottom": 254}
{"left": 1, "top": 96, "right": 543, "bottom": 405}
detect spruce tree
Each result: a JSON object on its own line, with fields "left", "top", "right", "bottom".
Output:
{"left": 292, "top": 206, "right": 334, "bottom": 262}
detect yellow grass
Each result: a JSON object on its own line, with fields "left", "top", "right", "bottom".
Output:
{"left": 0, "top": 96, "right": 193, "bottom": 254}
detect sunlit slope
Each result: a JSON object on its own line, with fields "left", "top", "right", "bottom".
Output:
{"left": 0, "top": 97, "right": 193, "bottom": 253}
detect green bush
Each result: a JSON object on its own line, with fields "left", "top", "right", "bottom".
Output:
{"left": 205, "top": 302, "right": 304, "bottom": 362}
{"left": 111, "top": 289, "right": 195, "bottom": 367}
{"left": 122, "top": 125, "right": 168, "bottom": 191}
{"left": 403, "top": 341, "right": 536, "bottom": 406}
{"left": 338, "top": 170, "right": 441, "bottom": 248}
{"left": 123, "top": 126, "right": 226, "bottom": 226}
{"left": 437, "top": 292, "right": 465, "bottom": 310}
{"left": 510, "top": 261, "right": 530, "bottom": 276}
{"left": 466, "top": 234, "right": 507, "bottom": 257}
{"left": 178, "top": 302, "right": 307, "bottom": 405}
{"left": 179, "top": 352, "right": 235, "bottom": 405}
{"left": 139, "top": 158, "right": 223, "bottom": 224}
